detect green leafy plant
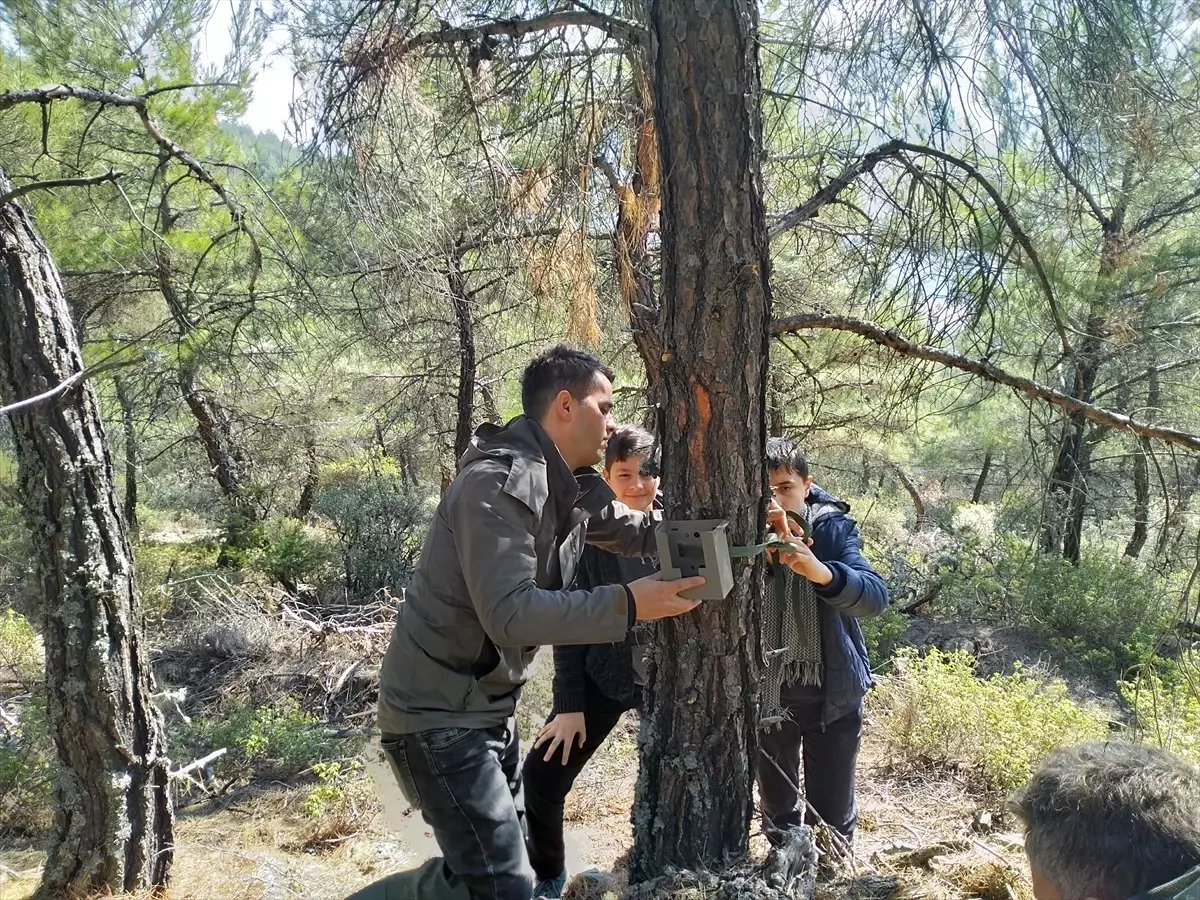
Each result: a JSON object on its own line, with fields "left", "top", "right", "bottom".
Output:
{"left": 258, "top": 518, "right": 335, "bottom": 594}
{"left": 877, "top": 648, "right": 1107, "bottom": 794}
{"left": 177, "top": 699, "right": 336, "bottom": 783}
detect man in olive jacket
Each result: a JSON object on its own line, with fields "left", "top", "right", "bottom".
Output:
{"left": 352, "top": 346, "right": 703, "bottom": 900}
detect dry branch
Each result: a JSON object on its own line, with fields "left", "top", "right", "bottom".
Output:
{"left": 772, "top": 313, "right": 1200, "bottom": 452}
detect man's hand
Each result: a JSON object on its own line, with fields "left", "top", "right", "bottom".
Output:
{"left": 766, "top": 500, "right": 834, "bottom": 586}
{"left": 629, "top": 573, "right": 705, "bottom": 620}
{"left": 534, "top": 712, "right": 587, "bottom": 765}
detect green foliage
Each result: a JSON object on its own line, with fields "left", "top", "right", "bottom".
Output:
{"left": 1121, "top": 660, "right": 1200, "bottom": 765}
{"left": 877, "top": 648, "right": 1107, "bottom": 794}
{"left": 133, "top": 540, "right": 221, "bottom": 618}
{"left": 0, "top": 609, "right": 41, "bottom": 686}
{"left": 0, "top": 611, "right": 51, "bottom": 836}
{"left": 313, "top": 456, "right": 432, "bottom": 599}
{"left": 940, "top": 532, "right": 1177, "bottom": 676}
{"left": 861, "top": 605, "right": 910, "bottom": 666}
{"left": 0, "top": 693, "right": 53, "bottom": 836}
{"left": 258, "top": 518, "right": 335, "bottom": 592}
{"left": 177, "top": 699, "right": 337, "bottom": 782}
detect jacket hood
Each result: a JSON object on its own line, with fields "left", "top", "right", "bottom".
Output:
{"left": 807, "top": 484, "right": 851, "bottom": 523}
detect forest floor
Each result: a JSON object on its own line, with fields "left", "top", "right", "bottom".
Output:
{"left": 0, "top": 597, "right": 1113, "bottom": 900}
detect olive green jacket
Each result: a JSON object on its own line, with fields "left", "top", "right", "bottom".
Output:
{"left": 377, "top": 416, "right": 657, "bottom": 735}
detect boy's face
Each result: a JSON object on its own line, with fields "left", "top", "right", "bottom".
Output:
{"left": 769, "top": 466, "right": 813, "bottom": 515}
{"left": 605, "top": 453, "right": 659, "bottom": 512}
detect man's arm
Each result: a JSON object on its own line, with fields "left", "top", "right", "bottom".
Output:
{"left": 452, "top": 462, "right": 632, "bottom": 647}
{"left": 813, "top": 519, "right": 890, "bottom": 619}
{"left": 585, "top": 497, "right": 661, "bottom": 557}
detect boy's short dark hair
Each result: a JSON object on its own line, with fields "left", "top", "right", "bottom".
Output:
{"left": 766, "top": 437, "right": 808, "bottom": 477}
{"left": 604, "top": 424, "right": 659, "bottom": 474}
{"left": 1008, "top": 741, "right": 1200, "bottom": 900}
{"left": 520, "top": 344, "right": 614, "bottom": 422}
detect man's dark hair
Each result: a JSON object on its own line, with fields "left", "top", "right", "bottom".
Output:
{"left": 765, "top": 437, "right": 809, "bottom": 477}
{"left": 604, "top": 424, "right": 659, "bottom": 474}
{"left": 521, "top": 344, "right": 614, "bottom": 421}
{"left": 1008, "top": 741, "right": 1200, "bottom": 900}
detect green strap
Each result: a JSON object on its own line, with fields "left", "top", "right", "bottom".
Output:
{"left": 727, "top": 538, "right": 805, "bottom": 558}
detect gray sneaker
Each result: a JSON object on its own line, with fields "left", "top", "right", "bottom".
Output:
{"left": 533, "top": 872, "right": 567, "bottom": 900}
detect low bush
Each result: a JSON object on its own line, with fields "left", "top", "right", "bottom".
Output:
{"left": 876, "top": 647, "right": 1107, "bottom": 794}
{"left": 176, "top": 698, "right": 339, "bottom": 783}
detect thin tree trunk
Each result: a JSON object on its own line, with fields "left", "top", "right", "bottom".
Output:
{"left": 292, "top": 431, "right": 319, "bottom": 520}
{"left": 0, "top": 178, "right": 173, "bottom": 897}
{"left": 632, "top": 0, "right": 771, "bottom": 878}
{"left": 114, "top": 375, "right": 140, "bottom": 541}
{"left": 1125, "top": 369, "right": 1158, "bottom": 559}
{"left": 893, "top": 463, "right": 926, "bottom": 530}
{"left": 1125, "top": 438, "right": 1152, "bottom": 559}
{"left": 1158, "top": 456, "right": 1200, "bottom": 561}
{"left": 155, "top": 228, "right": 257, "bottom": 531}
{"left": 971, "top": 449, "right": 993, "bottom": 503}
{"left": 447, "top": 249, "right": 477, "bottom": 462}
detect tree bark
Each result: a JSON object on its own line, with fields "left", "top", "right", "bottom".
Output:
{"left": 971, "top": 449, "right": 993, "bottom": 503}
{"left": 893, "top": 463, "right": 926, "bottom": 530}
{"left": 447, "top": 249, "right": 477, "bottom": 462}
{"left": 292, "top": 430, "right": 319, "bottom": 520}
{"left": 1125, "top": 369, "right": 1158, "bottom": 559}
{"left": 631, "top": 0, "right": 771, "bottom": 879}
{"left": 1043, "top": 311, "right": 1104, "bottom": 564}
{"left": 114, "top": 375, "right": 140, "bottom": 541}
{"left": 1158, "top": 456, "right": 1200, "bottom": 562}
{"left": 0, "top": 178, "right": 173, "bottom": 897}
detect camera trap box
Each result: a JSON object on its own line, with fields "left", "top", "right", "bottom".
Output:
{"left": 656, "top": 519, "right": 735, "bottom": 601}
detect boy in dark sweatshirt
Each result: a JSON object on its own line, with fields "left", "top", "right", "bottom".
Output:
{"left": 521, "top": 424, "right": 660, "bottom": 898}
{"left": 759, "top": 438, "right": 889, "bottom": 845}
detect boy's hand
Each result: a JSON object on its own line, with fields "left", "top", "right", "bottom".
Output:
{"left": 629, "top": 573, "right": 705, "bottom": 620}
{"left": 534, "top": 712, "right": 587, "bottom": 765}
{"left": 766, "top": 500, "right": 833, "bottom": 586}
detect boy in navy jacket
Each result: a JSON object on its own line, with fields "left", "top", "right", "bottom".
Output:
{"left": 759, "top": 438, "right": 889, "bottom": 845}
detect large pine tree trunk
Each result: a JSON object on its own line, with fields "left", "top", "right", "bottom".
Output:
{"left": 0, "top": 181, "right": 174, "bottom": 898}
{"left": 631, "top": 0, "right": 772, "bottom": 878}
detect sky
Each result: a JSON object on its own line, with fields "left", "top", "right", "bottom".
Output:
{"left": 199, "top": 0, "right": 295, "bottom": 138}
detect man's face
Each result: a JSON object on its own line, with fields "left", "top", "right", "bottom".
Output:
{"left": 568, "top": 373, "right": 616, "bottom": 468}
{"left": 605, "top": 454, "right": 659, "bottom": 512}
{"left": 769, "top": 466, "right": 813, "bottom": 516}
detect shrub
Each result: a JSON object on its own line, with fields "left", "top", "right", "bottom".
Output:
{"left": 258, "top": 518, "right": 335, "bottom": 594}
{"left": 0, "top": 608, "right": 41, "bottom": 687}
{"left": 0, "top": 694, "right": 53, "bottom": 836}
{"left": 861, "top": 605, "right": 910, "bottom": 666}
{"left": 300, "top": 759, "right": 377, "bottom": 848}
{"left": 313, "top": 456, "right": 431, "bottom": 599}
{"left": 876, "top": 647, "right": 1107, "bottom": 794}
{"left": 1120, "top": 659, "right": 1200, "bottom": 765}
{"left": 133, "top": 540, "right": 220, "bottom": 619}
{"left": 176, "top": 698, "right": 338, "bottom": 783}
{"left": 939, "top": 534, "right": 1177, "bottom": 676}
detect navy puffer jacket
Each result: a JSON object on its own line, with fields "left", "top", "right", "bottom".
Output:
{"left": 804, "top": 485, "right": 890, "bottom": 725}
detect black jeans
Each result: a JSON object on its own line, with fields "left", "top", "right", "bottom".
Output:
{"left": 350, "top": 718, "right": 533, "bottom": 900}
{"left": 522, "top": 680, "right": 639, "bottom": 882}
{"left": 756, "top": 686, "right": 863, "bottom": 842}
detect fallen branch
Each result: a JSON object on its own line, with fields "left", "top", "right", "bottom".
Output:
{"left": 772, "top": 313, "right": 1200, "bottom": 453}
{"left": 170, "top": 747, "right": 226, "bottom": 780}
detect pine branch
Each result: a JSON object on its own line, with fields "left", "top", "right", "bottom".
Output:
{"left": 772, "top": 313, "right": 1200, "bottom": 452}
